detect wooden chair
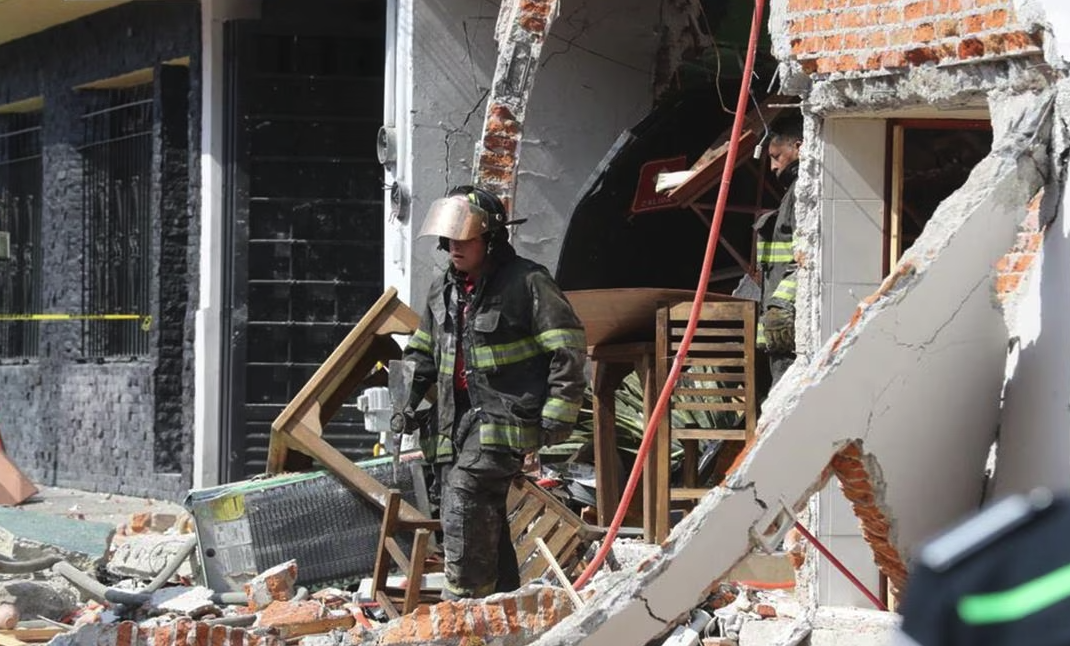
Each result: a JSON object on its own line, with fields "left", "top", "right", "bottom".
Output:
{"left": 645, "top": 299, "right": 758, "bottom": 542}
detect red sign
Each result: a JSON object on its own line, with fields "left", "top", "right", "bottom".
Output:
{"left": 630, "top": 155, "right": 688, "bottom": 215}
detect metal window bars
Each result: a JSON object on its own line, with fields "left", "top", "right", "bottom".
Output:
{"left": 80, "top": 84, "right": 153, "bottom": 358}
{"left": 0, "top": 111, "right": 43, "bottom": 361}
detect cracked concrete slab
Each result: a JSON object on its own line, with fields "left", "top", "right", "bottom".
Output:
{"left": 531, "top": 89, "right": 1053, "bottom": 646}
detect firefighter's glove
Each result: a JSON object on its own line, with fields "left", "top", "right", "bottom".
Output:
{"left": 390, "top": 407, "right": 421, "bottom": 435}
{"left": 540, "top": 420, "right": 573, "bottom": 448}
{"left": 761, "top": 307, "right": 795, "bottom": 354}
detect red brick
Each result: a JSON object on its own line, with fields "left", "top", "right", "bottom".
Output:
{"left": 129, "top": 512, "right": 150, "bottom": 534}
{"left": 823, "top": 34, "right": 845, "bottom": 50}
{"left": 878, "top": 7, "right": 903, "bottom": 24}
{"left": 1001, "top": 30, "right": 1042, "bottom": 51}
{"left": 756, "top": 604, "right": 778, "bottom": 618}
{"left": 984, "top": 32, "right": 1012, "bottom": 54}
{"left": 994, "top": 255, "right": 1012, "bottom": 272}
{"left": 116, "top": 622, "right": 135, "bottom": 646}
{"left": 983, "top": 8, "right": 1009, "bottom": 29}
{"left": 904, "top": 1, "right": 931, "bottom": 22}
{"left": 881, "top": 50, "right": 907, "bottom": 68}
{"left": 997, "top": 274, "right": 1022, "bottom": 293}
{"left": 482, "top": 134, "right": 518, "bottom": 153}
{"left": 867, "top": 31, "right": 888, "bottom": 48}
{"left": 154, "top": 624, "right": 172, "bottom": 646}
{"left": 788, "top": 0, "right": 810, "bottom": 12}
{"left": 905, "top": 45, "right": 940, "bottom": 64}
{"left": 174, "top": 618, "right": 192, "bottom": 646}
{"left": 841, "top": 9, "right": 869, "bottom": 29}
{"left": 815, "top": 12, "right": 837, "bottom": 31}
{"left": 958, "top": 37, "right": 985, "bottom": 58}
{"left": 963, "top": 14, "right": 986, "bottom": 34}
{"left": 914, "top": 22, "right": 936, "bottom": 42}
{"left": 889, "top": 27, "right": 914, "bottom": 46}
{"left": 209, "top": 625, "right": 229, "bottom": 646}
{"left": 935, "top": 19, "right": 959, "bottom": 37}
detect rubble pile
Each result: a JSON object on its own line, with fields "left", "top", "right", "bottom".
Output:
{"left": 0, "top": 510, "right": 575, "bottom": 646}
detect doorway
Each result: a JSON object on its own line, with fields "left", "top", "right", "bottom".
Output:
{"left": 221, "top": 6, "right": 385, "bottom": 481}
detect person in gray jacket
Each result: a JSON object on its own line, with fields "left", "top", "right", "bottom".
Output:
{"left": 755, "top": 116, "right": 802, "bottom": 386}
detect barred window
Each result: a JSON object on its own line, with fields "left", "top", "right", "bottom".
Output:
{"left": 80, "top": 84, "right": 153, "bottom": 358}
{"left": 0, "top": 111, "right": 43, "bottom": 360}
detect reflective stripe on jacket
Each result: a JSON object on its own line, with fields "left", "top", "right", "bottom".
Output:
{"left": 755, "top": 167, "right": 798, "bottom": 346}
{"left": 403, "top": 244, "right": 587, "bottom": 462}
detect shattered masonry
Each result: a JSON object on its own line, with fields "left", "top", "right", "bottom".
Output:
{"left": 473, "top": 0, "right": 560, "bottom": 212}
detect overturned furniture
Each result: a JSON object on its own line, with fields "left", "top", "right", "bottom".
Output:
{"left": 265, "top": 287, "right": 603, "bottom": 616}
{"left": 565, "top": 289, "right": 758, "bottom": 542}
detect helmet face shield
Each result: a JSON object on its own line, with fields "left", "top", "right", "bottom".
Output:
{"left": 418, "top": 196, "right": 491, "bottom": 241}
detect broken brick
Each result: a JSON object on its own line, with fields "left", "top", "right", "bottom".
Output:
{"left": 376, "top": 586, "right": 572, "bottom": 646}
{"left": 244, "top": 561, "right": 298, "bottom": 611}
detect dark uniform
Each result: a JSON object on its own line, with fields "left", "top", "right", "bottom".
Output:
{"left": 403, "top": 241, "right": 586, "bottom": 599}
{"left": 896, "top": 489, "right": 1070, "bottom": 646}
{"left": 755, "top": 159, "right": 799, "bottom": 386}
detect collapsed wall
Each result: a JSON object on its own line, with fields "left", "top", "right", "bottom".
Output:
{"left": 531, "top": 85, "right": 1054, "bottom": 646}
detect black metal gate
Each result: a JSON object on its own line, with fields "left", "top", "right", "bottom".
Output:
{"left": 0, "top": 112, "right": 42, "bottom": 360}
{"left": 223, "top": 13, "right": 385, "bottom": 481}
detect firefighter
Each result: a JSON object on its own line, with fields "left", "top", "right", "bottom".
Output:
{"left": 755, "top": 115, "right": 803, "bottom": 386}
{"left": 399, "top": 185, "right": 587, "bottom": 599}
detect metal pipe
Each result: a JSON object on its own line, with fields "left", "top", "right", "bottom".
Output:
{"left": 792, "top": 521, "right": 887, "bottom": 611}
{"left": 51, "top": 562, "right": 150, "bottom": 607}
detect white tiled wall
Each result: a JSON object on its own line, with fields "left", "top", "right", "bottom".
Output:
{"left": 817, "top": 118, "right": 887, "bottom": 607}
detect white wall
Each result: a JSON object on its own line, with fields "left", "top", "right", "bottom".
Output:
{"left": 405, "top": 0, "right": 499, "bottom": 311}
{"left": 816, "top": 118, "right": 887, "bottom": 606}
{"left": 993, "top": 0, "right": 1070, "bottom": 501}
{"left": 993, "top": 167, "right": 1068, "bottom": 498}
{"left": 401, "top": 0, "right": 658, "bottom": 311}
{"left": 194, "top": 0, "right": 260, "bottom": 489}
{"left": 513, "top": 0, "right": 658, "bottom": 275}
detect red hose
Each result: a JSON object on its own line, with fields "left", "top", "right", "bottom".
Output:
{"left": 572, "top": 0, "right": 766, "bottom": 590}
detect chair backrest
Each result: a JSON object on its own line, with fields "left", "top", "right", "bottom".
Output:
{"left": 661, "top": 300, "right": 758, "bottom": 442}
{"left": 506, "top": 478, "right": 602, "bottom": 583}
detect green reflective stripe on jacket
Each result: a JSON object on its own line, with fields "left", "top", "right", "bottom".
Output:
{"left": 408, "top": 329, "right": 433, "bottom": 353}
{"left": 958, "top": 561, "right": 1070, "bottom": 625}
{"left": 420, "top": 431, "right": 453, "bottom": 464}
{"left": 535, "top": 328, "right": 586, "bottom": 352}
{"left": 542, "top": 397, "right": 581, "bottom": 423}
{"left": 757, "top": 241, "right": 793, "bottom": 264}
{"left": 469, "top": 336, "right": 543, "bottom": 369}
{"left": 479, "top": 422, "right": 540, "bottom": 451}
{"left": 437, "top": 345, "right": 456, "bottom": 375}
{"left": 771, "top": 279, "right": 797, "bottom": 303}
{"left": 756, "top": 321, "right": 766, "bottom": 344}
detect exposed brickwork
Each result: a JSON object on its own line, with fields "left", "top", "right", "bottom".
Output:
{"left": 50, "top": 619, "right": 283, "bottom": 646}
{"left": 785, "top": 0, "right": 1043, "bottom": 76}
{"left": 376, "top": 586, "right": 572, "bottom": 646}
{"left": 829, "top": 442, "right": 908, "bottom": 597}
{"left": 994, "top": 188, "right": 1045, "bottom": 301}
{"left": 473, "top": 0, "right": 560, "bottom": 212}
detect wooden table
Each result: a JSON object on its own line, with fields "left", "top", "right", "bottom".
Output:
{"left": 566, "top": 288, "right": 750, "bottom": 541}
{"left": 588, "top": 341, "right": 655, "bottom": 528}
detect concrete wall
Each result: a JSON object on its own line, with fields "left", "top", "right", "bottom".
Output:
{"left": 990, "top": 1, "right": 1070, "bottom": 500}
{"left": 402, "top": 0, "right": 658, "bottom": 312}
{"left": 0, "top": 1, "right": 200, "bottom": 499}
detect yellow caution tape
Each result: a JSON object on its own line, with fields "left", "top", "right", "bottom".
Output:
{"left": 0, "top": 314, "right": 153, "bottom": 331}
